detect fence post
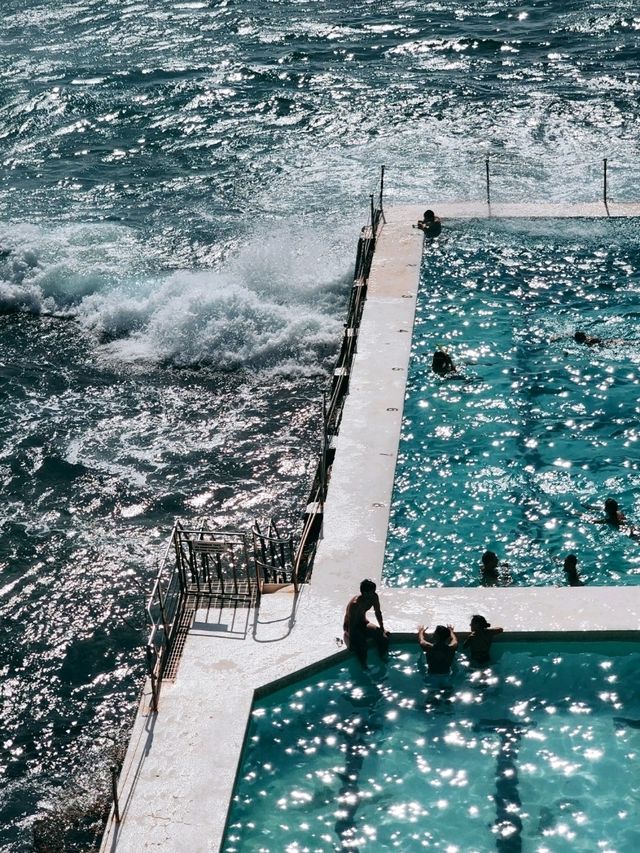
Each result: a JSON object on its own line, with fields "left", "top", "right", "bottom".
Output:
{"left": 369, "top": 194, "right": 375, "bottom": 231}
{"left": 485, "top": 157, "right": 491, "bottom": 206}
{"left": 156, "top": 581, "right": 170, "bottom": 645}
{"left": 111, "top": 767, "right": 121, "bottom": 823}
{"left": 146, "top": 645, "right": 159, "bottom": 712}
{"left": 603, "top": 158, "right": 608, "bottom": 205}
{"left": 320, "top": 391, "right": 327, "bottom": 508}
{"left": 379, "top": 164, "right": 385, "bottom": 210}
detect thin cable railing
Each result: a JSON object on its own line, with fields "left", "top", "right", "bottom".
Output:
{"left": 483, "top": 155, "right": 640, "bottom": 208}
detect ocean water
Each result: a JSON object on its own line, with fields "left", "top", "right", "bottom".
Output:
{"left": 1, "top": 0, "right": 640, "bottom": 849}
{"left": 226, "top": 642, "right": 640, "bottom": 852}
{"left": 385, "top": 218, "right": 640, "bottom": 588}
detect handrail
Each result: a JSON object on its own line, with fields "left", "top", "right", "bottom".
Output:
{"left": 292, "top": 167, "right": 385, "bottom": 581}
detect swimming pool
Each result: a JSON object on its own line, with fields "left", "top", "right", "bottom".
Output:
{"left": 384, "top": 218, "right": 640, "bottom": 588}
{"left": 224, "top": 641, "right": 640, "bottom": 852}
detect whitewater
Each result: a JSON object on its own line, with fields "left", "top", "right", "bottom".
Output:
{"left": 1, "top": 0, "right": 639, "bottom": 849}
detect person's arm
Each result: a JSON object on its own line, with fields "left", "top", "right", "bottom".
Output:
{"left": 448, "top": 626, "right": 458, "bottom": 650}
{"left": 417, "top": 625, "right": 431, "bottom": 650}
{"left": 373, "top": 594, "right": 389, "bottom": 635}
{"left": 343, "top": 600, "right": 352, "bottom": 634}
{"left": 489, "top": 627, "right": 504, "bottom": 637}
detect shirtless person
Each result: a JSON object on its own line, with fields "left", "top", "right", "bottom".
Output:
{"left": 343, "top": 579, "right": 390, "bottom": 666}
{"left": 418, "top": 624, "right": 457, "bottom": 675}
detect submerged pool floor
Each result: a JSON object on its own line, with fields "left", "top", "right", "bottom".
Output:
{"left": 384, "top": 218, "right": 640, "bottom": 588}
{"left": 225, "top": 642, "right": 640, "bottom": 853}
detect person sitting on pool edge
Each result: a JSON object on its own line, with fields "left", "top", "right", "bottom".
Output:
{"left": 418, "top": 624, "right": 457, "bottom": 674}
{"left": 481, "top": 550, "right": 510, "bottom": 585}
{"left": 563, "top": 554, "right": 584, "bottom": 586}
{"left": 343, "top": 578, "right": 390, "bottom": 667}
{"left": 463, "top": 615, "right": 504, "bottom": 665}
{"left": 417, "top": 209, "right": 442, "bottom": 237}
{"left": 432, "top": 347, "right": 456, "bottom": 376}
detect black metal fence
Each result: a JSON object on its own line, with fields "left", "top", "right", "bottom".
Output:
{"left": 292, "top": 165, "right": 386, "bottom": 582}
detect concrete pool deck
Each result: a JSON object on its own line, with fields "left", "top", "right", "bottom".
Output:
{"left": 101, "top": 203, "right": 640, "bottom": 853}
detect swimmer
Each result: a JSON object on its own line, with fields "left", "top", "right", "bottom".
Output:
{"left": 343, "top": 578, "right": 390, "bottom": 667}
{"left": 431, "top": 348, "right": 456, "bottom": 376}
{"left": 418, "top": 624, "right": 457, "bottom": 675}
{"left": 573, "top": 330, "right": 630, "bottom": 347}
{"left": 463, "top": 615, "right": 504, "bottom": 664}
{"left": 563, "top": 554, "right": 584, "bottom": 586}
{"left": 574, "top": 330, "right": 603, "bottom": 346}
{"left": 481, "top": 550, "right": 510, "bottom": 585}
{"left": 583, "top": 498, "right": 639, "bottom": 539}
{"left": 416, "top": 209, "right": 442, "bottom": 238}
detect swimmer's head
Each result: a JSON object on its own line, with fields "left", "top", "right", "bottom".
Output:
{"left": 433, "top": 625, "right": 450, "bottom": 642}
{"left": 481, "top": 550, "right": 499, "bottom": 571}
{"left": 604, "top": 498, "right": 619, "bottom": 514}
{"left": 360, "top": 578, "right": 377, "bottom": 595}
{"left": 574, "top": 331, "right": 587, "bottom": 343}
{"left": 470, "top": 614, "right": 490, "bottom": 631}
{"left": 424, "top": 209, "right": 435, "bottom": 223}
{"left": 563, "top": 554, "right": 578, "bottom": 571}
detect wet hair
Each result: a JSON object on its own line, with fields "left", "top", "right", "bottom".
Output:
{"left": 604, "top": 498, "right": 619, "bottom": 512}
{"left": 574, "top": 331, "right": 587, "bottom": 343}
{"left": 470, "top": 614, "right": 490, "bottom": 630}
{"left": 432, "top": 349, "right": 453, "bottom": 374}
{"left": 433, "top": 625, "right": 451, "bottom": 642}
{"left": 563, "top": 554, "right": 577, "bottom": 570}
{"left": 482, "top": 550, "right": 498, "bottom": 568}
{"left": 423, "top": 209, "right": 435, "bottom": 222}
{"left": 360, "top": 578, "right": 377, "bottom": 595}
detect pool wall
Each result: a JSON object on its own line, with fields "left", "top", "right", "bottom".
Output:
{"left": 101, "top": 202, "right": 640, "bottom": 853}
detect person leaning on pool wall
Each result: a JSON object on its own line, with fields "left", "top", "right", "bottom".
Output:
{"left": 415, "top": 209, "right": 442, "bottom": 238}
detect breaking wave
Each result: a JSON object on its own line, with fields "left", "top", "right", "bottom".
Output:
{"left": 0, "top": 220, "right": 348, "bottom": 370}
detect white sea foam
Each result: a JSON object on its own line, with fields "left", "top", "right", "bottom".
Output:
{"left": 0, "top": 220, "right": 349, "bottom": 371}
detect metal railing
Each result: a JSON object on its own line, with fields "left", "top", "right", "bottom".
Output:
{"left": 252, "top": 519, "right": 296, "bottom": 591}
{"left": 145, "top": 520, "right": 185, "bottom": 712}
{"left": 291, "top": 166, "right": 386, "bottom": 583}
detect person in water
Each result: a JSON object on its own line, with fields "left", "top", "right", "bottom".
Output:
{"left": 481, "top": 550, "right": 510, "bottom": 585}
{"left": 574, "top": 330, "right": 629, "bottom": 347}
{"left": 343, "top": 578, "right": 390, "bottom": 666}
{"left": 583, "top": 498, "right": 639, "bottom": 539}
{"left": 417, "top": 209, "right": 442, "bottom": 237}
{"left": 418, "top": 624, "right": 457, "bottom": 674}
{"left": 463, "top": 615, "right": 503, "bottom": 664}
{"left": 574, "top": 330, "right": 603, "bottom": 346}
{"left": 432, "top": 348, "right": 456, "bottom": 376}
{"left": 563, "top": 554, "right": 584, "bottom": 586}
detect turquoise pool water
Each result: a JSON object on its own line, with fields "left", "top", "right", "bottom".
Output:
{"left": 225, "top": 642, "right": 640, "bottom": 852}
{"left": 384, "top": 219, "right": 640, "bottom": 588}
